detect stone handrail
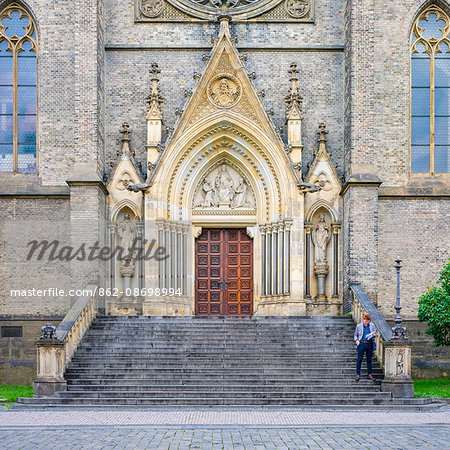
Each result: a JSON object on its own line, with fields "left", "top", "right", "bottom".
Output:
{"left": 349, "top": 282, "right": 414, "bottom": 398}
{"left": 350, "top": 282, "right": 392, "bottom": 364}
{"left": 34, "top": 284, "right": 98, "bottom": 397}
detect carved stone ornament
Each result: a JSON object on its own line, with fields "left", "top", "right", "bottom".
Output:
{"left": 285, "top": 0, "right": 310, "bottom": 18}
{"left": 193, "top": 164, "right": 255, "bottom": 210}
{"left": 116, "top": 171, "right": 136, "bottom": 191}
{"left": 140, "top": 0, "right": 164, "bottom": 17}
{"left": 312, "top": 172, "right": 333, "bottom": 191}
{"left": 208, "top": 74, "right": 242, "bottom": 109}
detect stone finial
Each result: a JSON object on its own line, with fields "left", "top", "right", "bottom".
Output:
{"left": 317, "top": 122, "right": 328, "bottom": 144}
{"left": 285, "top": 62, "right": 303, "bottom": 119}
{"left": 315, "top": 122, "right": 331, "bottom": 157}
{"left": 120, "top": 122, "right": 132, "bottom": 143}
{"left": 146, "top": 62, "right": 163, "bottom": 120}
{"left": 40, "top": 323, "right": 57, "bottom": 340}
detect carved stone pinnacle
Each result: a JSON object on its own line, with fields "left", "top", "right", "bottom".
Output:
{"left": 120, "top": 122, "right": 131, "bottom": 142}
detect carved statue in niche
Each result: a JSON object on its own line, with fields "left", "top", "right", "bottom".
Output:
{"left": 117, "top": 213, "right": 138, "bottom": 293}
{"left": 312, "top": 213, "right": 331, "bottom": 264}
{"left": 117, "top": 213, "right": 137, "bottom": 253}
{"left": 312, "top": 213, "right": 331, "bottom": 301}
{"left": 194, "top": 164, "right": 255, "bottom": 210}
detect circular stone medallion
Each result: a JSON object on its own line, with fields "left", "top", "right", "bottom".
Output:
{"left": 208, "top": 74, "right": 242, "bottom": 109}
{"left": 140, "top": 0, "right": 164, "bottom": 18}
{"left": 285, "top": 0, "right": 310, "bottom": 18}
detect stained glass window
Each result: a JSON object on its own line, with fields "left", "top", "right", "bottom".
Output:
{"left": 0, "top": 3, "right": 37, "bottom": 173}
{"left": 411, "top": 6, "right": 450, "bottom": 174}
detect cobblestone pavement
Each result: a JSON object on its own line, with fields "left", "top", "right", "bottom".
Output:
{"left": 1, "top": 408, "right": 449, "bottom": 449}
{"left": 0, "top": 424, "right": 449, "bottom": 449}
{"left": 0, "top": 408, "right": 449, "bottom": 426}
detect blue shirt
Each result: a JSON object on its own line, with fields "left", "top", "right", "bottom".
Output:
{"left": 362, "top": 325, "right": 372, "bottom": 340}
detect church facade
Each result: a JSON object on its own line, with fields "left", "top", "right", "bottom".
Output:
{"left": 0, "top": 0, "right": 449, "bottom": 382}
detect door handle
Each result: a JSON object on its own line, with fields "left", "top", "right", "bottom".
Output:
{"left": 220, "top": 280, "right": 223, "bottom": 290}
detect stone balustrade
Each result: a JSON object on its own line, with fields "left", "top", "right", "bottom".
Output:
{"left": 350, "top": 283, "right": 414, "bottom": 398}
{"left": 34, "top": 285, "right": 98, "bottom": 397}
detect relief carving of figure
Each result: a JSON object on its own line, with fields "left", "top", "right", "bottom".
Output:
{"left": 231, "top": 177, "right": 248, "bottom": 209}
{"left": 215, "top": 164, "right": 235, "bottom": 203}
{"left": 209, "top": 75, "right": 241, "bottom": 108}
{"left": 285, "top": 0, "right": 310, "bottom": 18}
{"left": 194, "top": 165, "right": 255, "bottom": 210}
{"left": 196, "top": 177, "right": 219, "bottom": 208}
{"left": 311, "top": 213, "right": 331, "bottom": 264}
{"left": 140, "top": 0, "right": 164, "bottom": 18}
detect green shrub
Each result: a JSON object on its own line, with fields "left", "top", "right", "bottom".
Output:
{"left": 418, "top": 259, "right": 450, "bottom": 347}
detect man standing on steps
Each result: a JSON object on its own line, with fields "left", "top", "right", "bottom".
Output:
{"left": 354, "top": 312, "right": 377, "bottom": 381}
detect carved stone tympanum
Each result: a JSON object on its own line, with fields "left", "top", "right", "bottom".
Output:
{"left": 194, "top": 164, "right": 255, "bottom": 210}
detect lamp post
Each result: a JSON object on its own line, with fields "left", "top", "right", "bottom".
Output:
{"left": 392, "top": 259, "right": 407, "bottom": 340}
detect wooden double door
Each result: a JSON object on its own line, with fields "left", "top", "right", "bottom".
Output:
{"left": 195, "top": 228, "right": 253, "bottom": 315}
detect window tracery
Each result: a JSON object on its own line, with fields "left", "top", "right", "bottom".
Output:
{"left": 0, "top": 3, "right": 37, "bottom": 173}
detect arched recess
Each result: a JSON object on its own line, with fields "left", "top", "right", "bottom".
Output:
{"left": 111, "top": 198, "right": 142, "bottom": 221}
{"left": 151, "top": 117, "right": 299, "bottom": 223}
{"left": 306, "top": 199, "right": 338, "bottom": 223}
{"left": 305, "top": 200, "right": 341, "bottom": 307}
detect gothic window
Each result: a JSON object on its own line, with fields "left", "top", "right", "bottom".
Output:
{"left": 411, "top": 6, "right": 450, "bottom": 174}
{"left": 0, "top": 3, "right": 37, "bottom": 173}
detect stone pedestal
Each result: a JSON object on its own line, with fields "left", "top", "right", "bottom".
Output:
{"left": 34, "top": 340, "right": 67, "bottom": 397}
{"left": 314, "top": 262, "right": 329, "bottom": 301}
{"left": 381, "top": 341, "right": 414, "bottom": 398}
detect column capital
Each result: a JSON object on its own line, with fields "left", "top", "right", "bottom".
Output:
{"left": 331, "top": 223, "right": 341, "bottom": 234}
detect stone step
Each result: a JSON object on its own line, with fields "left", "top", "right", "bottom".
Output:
{"left": 65, "top": 368, "right": 384, "bottom": 376}
{"left": 56, "top": 390, "right": 391, "bottom": 400}
{"left": 20, "top": 397, "right": 401, "bottom": 406}
{"left": 65, "top": 384, "right": 382, "bottom": 392}
{"left": 66, "top": 378, "right": 380, "bottom": 386}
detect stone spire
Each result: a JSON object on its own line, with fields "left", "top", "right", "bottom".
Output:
{"left": 316, "top": 122, "right": 330, "bottom": 157}
{"left": 146, "top": 62, "right": 163, "bottom": 176}
{"left": 146, "top": 62, "right": 163, "bottom": 122}
{"left": 285, "top": 62, "right": 303, "bottom": 170}
{"left": 119, "top": 122, "right": 132, "bottom": 153}
{"left": 285, "top": 62, "right": 303, "bottom": 120}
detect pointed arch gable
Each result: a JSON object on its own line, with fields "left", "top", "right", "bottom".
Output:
{"left": 152, "top": 120, "right": 298, "bottom": 222}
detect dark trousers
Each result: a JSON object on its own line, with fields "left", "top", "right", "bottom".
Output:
{"left": 356, "top": 342, "right": 373, "bottom": 375}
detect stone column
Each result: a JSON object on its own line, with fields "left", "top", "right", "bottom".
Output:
{"left": 304, "top": 223, "right": 312, "bottom": 298}
{"left": 34, "top": 340, "right": 67, "bottom": 397}
{"left": 332, "top": 223, "right": 340, "bottom": 298}
{"left": 381, "top": 341, "right": 414, "bottom": 398}
{"left": 260, "top": 226, "right": 266, "bottom": 296}
{"left": 108, "top": 223, "right": 116, "bottom": 291}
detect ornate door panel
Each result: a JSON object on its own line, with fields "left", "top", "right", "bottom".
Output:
{"left": 195, "top": 228, "right": 253, "bottom": 315}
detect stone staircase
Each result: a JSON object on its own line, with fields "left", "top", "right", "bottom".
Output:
{"left": 19, "top": 316, "right": 434, "bottom": 407}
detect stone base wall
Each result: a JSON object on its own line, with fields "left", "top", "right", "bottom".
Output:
{"left": 0, "top": 319, "right": 61, "bottom": 386}
{"left": 393, "top": 320, "right": 450, "bottom": 380}
{"left": 378, "top": 198, "right": 450, "bottom": 320}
